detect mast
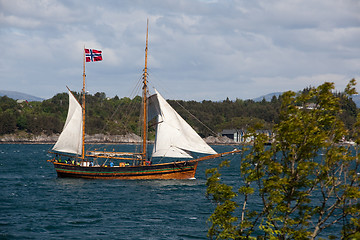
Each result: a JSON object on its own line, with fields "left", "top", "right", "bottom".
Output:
{"left": 82, "top": 47, "right": 86, "bottom": 160}
{"left": 142, "top": 19, "right": 149, "bottom": 165}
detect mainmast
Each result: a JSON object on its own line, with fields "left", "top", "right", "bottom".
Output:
{"left": 82, "top": 48, "right": 86, "bottom": 160}
{"left": 142, "top": 19, "right": 149, "bottom": 165}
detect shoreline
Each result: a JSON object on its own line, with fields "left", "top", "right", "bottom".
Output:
{"left": 0, "top": 141, "right": 238, "bottom": 145}
{"left": 0, "top": 133, "right": 237, "bottom": 145}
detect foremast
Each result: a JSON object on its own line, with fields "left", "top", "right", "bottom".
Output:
{"left": 142, "top": 19, "right": 149, "bottom": 165}
{"left": 82, "top": 47, "right": 86, "bottom": 160}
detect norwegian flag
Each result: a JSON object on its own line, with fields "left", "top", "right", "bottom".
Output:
{"left": 85, "top": 49, "right": 102, "bottom": 62}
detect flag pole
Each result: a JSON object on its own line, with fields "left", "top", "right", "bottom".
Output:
{"left": 82, "top": 47, "right": 86, "bottom": 160}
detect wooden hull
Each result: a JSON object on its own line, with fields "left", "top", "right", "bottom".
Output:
{"left": 52, "top": 160, "right": 198, "bottom": 180}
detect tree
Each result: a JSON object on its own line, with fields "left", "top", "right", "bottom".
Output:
{"left": 0, "top": 109, "right": 17, "bottom": 134}
{"left": 206, "top": 80, "right": 360, "bottom": 239}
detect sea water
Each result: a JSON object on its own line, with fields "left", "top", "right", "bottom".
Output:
{"left": 0, "top": 144, "right": 239, "bottom": 239}
{"left": 0, "top": 144, "right": 347, "bottom": 239}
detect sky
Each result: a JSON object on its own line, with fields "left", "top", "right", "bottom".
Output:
{"left": 1, "top": 0, "right": 359, "bottom": 101}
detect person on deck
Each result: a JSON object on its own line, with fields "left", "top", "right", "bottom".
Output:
{"left": 146, "top": 158, "right": 152, "bottom": 165}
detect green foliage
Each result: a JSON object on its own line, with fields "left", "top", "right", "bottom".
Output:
{"left": 0, "top": 92, "right": 143, "bottom": 136}
{"left": 0, "top": 96, "right": 18, "bottom": 111}
{"left": 0, "top": 109, "right": 17, "bottom": 134}
{"left": 0, "top": 80, "right": 357, "bottom": 138}
{"left": 206, "top": 80, "right": 360, "bottom": 239}
{"left": 206, "top": 160, "right": 240, "bottom": 239}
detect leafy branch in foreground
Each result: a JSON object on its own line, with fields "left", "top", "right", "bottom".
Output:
{"left": 206, "top": 79, "right": 360, "bottom": 239}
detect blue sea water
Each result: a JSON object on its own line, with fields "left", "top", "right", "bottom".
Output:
{"left": 0, "top": 144, "right": 240, "bottom": 240}
{"left": 0, "top": 144, "right": 351, "bottom": 239}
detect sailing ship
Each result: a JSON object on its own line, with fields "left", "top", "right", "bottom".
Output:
{"left": 48, "top": 21, "right": 240, "bottom": 180}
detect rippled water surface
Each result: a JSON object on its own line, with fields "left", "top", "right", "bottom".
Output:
{"left": 1, "top": 144, "right": 347, "bottom": 239}
{"left": 0, "top": 144, "right": 240, "bottom": 239}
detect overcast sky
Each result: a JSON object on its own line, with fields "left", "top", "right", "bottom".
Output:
{"left": 1, "top": 0, "right": 359, "bottom": 101}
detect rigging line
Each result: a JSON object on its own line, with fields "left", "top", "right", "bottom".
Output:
{"left": 144, "top": 68, "right": 168, "bottom": 96}
{"left": 137, "top": 82, "right": 146, "bottom": 139}
{"left": 146, "top": 69, "right": 214, "bottom": 132}
{"left": 115, "top": 75, "right": 144, "bottom": 154}
{"left": 86, "top": 75, "right": 144, "bottom": 153}
{"left": 173, "top": 100, "right": 218, "bottom": 137}
{"left": 146, "top": 70, "right": 218, "bottom": 137}
{"left": 147, "top": 69, "right": 192, "bottom": 102}
{"left": 129, "top": 74, "right": 144, "bottom": 99}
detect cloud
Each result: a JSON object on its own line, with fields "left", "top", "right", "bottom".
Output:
{"left": 0, "top": 0, "right": 359, "bottom": 101}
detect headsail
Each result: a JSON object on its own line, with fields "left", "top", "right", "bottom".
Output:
{"left": 148, "top": 89, "right": 217, "bottom": 158}
{"left": 52, "top": 90, "right": 83, "bottom": 155}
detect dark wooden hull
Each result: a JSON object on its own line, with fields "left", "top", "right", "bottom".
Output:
{"left": 52, "top": 160, "right": 198, "bottom": 180}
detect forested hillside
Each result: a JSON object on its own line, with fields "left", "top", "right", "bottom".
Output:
{"left": 0, "top": 90, "right": 357, "bottom": 138}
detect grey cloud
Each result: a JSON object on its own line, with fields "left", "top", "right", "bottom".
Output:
{"left": 0, "top": 0, "right": 359, "bottom": 101}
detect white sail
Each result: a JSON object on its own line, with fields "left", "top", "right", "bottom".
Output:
{"left": 52, "top": 90, "right": 83, "bottom": 155}
{"left": 148, "top": 89, "right": 217, "bottom": 158}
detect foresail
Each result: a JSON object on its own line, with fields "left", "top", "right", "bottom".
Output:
{"left": 148, "top": 89, "right": 217, "bottom": 158}
{"left": 52, "top": 90, "right": 83, "bottom": 155}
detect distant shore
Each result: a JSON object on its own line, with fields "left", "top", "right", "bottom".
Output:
{"left": 0, "top": 133, "right": 236, "bottom": 145}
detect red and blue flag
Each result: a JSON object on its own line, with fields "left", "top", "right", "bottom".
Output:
{"left": 85, "top": 49, "right": 102, "bottom": 62}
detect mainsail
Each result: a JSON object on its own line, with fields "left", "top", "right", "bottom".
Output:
{"left": 49, "top": 21, "right": 241, "bottom": 180}
{"left": 52, "top": 90, "right": 83, "bottom": 155}
{"left": 148, "top": 89, "right": 217, "bottom": 158}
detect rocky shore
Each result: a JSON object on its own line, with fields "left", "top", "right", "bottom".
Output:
{"left": 0, "top": 133, "right": 235, "bottom": 145}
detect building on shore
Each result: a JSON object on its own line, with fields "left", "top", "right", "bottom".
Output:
{"left": 221, "top": 129, "right": 274, "bottom": 143}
